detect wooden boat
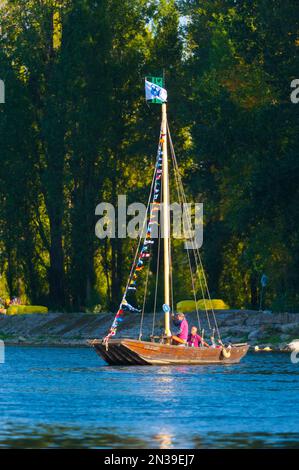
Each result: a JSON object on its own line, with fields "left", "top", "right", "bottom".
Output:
{"left": 90, "top": 338, "right": 249, "bottom": 366}
{"left": 90, "top": 76, "right": 249, "bottom": 366}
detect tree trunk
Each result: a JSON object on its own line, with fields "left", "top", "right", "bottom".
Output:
{"left": 48, "top": 218, "right": 65, "bottom": 307}
{"left": 250, "top": 273, "right": 258, "bottom": 310}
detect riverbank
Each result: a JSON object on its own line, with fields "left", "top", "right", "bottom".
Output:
{"left": 1, "top": 309, "right": 299, "bottom": 350}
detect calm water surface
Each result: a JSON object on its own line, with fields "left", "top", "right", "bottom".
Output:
{"left": 0, "top": 346, "right": 299, "bottom": 448}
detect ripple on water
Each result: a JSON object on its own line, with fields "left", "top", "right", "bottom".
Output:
{"left": 0, "top": 347, "right": 299, "bottom": 448}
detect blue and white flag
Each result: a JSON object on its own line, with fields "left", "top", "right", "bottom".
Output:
{"left": 145, "top": 79, "right": 167, "bottom": 102}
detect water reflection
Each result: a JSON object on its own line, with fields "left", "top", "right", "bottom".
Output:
{"left": 153, "top": 431, "right": 174, "bottom": 449}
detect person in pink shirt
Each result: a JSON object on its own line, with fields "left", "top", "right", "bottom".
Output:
{"left": 187, "top": 326, "right": 209, "bottom": 348}
{"left": 171, "top": 312, "right": 189, "bottom": 345}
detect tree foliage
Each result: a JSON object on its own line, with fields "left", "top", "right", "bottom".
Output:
{"left": 0, "top": 0, "right": 298, "bottom": 311}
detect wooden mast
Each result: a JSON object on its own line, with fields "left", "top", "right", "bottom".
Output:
{"left": 161, "top": 102, "right": 171, "bottom": 337}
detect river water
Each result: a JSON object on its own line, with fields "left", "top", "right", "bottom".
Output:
{"left": 0, "top": 346, "right": 298, "bottom": 448}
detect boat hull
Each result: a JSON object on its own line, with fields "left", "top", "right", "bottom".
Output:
{"left": 89, "top": 338, "right": 249, "bottom": 366}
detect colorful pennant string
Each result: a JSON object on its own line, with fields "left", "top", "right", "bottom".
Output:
{"left": 103, "top": 131, "right": 164, "bottom": 343}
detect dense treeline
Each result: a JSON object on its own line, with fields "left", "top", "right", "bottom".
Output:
{"left": 0, "top": 0, "right": 298, "bottom": 312}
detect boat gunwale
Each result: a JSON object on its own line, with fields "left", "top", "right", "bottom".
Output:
{"left": 88, "top": 338, "right": 249, "bottom": 366}
{"left": 89, "top": 338, "right": 248, "bottom": 349}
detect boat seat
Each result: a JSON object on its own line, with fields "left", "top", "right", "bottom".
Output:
{"left": 171, "top": 335, "right": 187, "bottom": 345}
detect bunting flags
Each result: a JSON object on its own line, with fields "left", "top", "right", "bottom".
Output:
{"left": 103, "top": 131, "right": 164, "bottom": 344}
{"left": 122, "top": 299, "right": 141, "bottom": 313}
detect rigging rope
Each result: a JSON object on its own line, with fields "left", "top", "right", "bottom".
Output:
{"left": 151, "top": 219, "right": 161, "bottom": 336}
{"left": 104, "top": 116, "right": 222, "bottom": 343}
{"left": 169, "top": 138, "right": 202, "bottom": 331}
{"left": 167, "top": 123, "right": 221, "bottom": 340}
{"left": 104, "top": 125, "right": 164, "bottom": 343}
{"left": 170, "top": 132, "right": 220, "bottom": 338}
{"left": 169, "top": 133, "right": 213, "bottom": 331}
{"left": 139, "top": 258, "right": 151, "bottom": 340}
{"left": 168, "top": 205, "right": 174, "bottom": 314}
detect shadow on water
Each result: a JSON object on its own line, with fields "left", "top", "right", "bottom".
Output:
{"left": 0, "top": 424, "right": 149, "bottom": 449}
{"left": 193, "top": 432, "right": 299, "bottom": 449}
{"left": 1, "top": 424, "right": 299, "bottom": 449}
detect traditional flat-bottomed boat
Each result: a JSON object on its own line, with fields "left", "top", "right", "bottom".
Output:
{"left": 91, "top": 338, "right": 249, "bottom": 366}
{"left": 89, "top": 76, "right": 249, "bottom": 366}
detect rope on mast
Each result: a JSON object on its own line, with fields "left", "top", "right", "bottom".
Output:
{"left": 167, "top": 123, "right": 221, "bottom": 340}
{"left": 170, "top": 131, "right": 220, "bottom": 339}
{"left": 169, "top": 135, "right": 202, "bottom": 331}
{"left": 151, "top": 219, "right": 161, "bottom": 336}
{"left": 169, "top": 130, "right": 213, "bottom": 331}
{"left": 139, "top": 258, "right": 151, "bottom": 340}
{"left": 104, "top": 124, "right": 164, "bottom": 343}
{"left": 168, "top": 195, "right": 174, "bottom": 314}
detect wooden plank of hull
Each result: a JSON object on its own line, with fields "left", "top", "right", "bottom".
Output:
{"left": 89, "top": 338, "right": 249, "bottom": 366}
